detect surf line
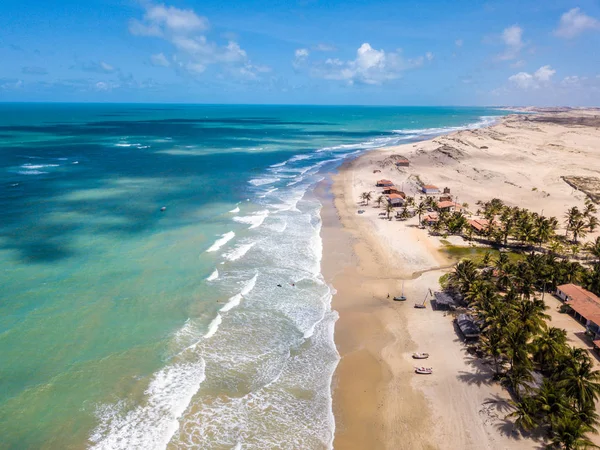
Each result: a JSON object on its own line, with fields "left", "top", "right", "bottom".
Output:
{"left": 204, "top": 272, "right": 258, "bottom": 340}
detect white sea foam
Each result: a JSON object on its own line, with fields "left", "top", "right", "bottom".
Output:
{"left": 18, "top": 170, "right": 47, "bottom": 175}
{"left": 229, "top": 206, "right": 240, "bottom": 213}
{"left": 248, "top": 177, "right": 280, "bottom": 186}
{"left": 21, "top": 163, "right": 59, "bottom": 169}
{"left": 206, "top": 269, "right": 219, "bottom": 281}
{"left": 90, "top": 357, "right": 206, "bottom": 450}
{"left": 258, "top": 187, "right": 278, "bottom": 198}
{"left": 220, "top": 273, "right": 258, "bottom": 312}
{"left": 206, "top": 232, "right": 235, "bottom": 252}
{"left": 223, "top": 242, "right": 256, "bottom": 261}
{"left": 394, "top": 115, "right": 498, "bottom": 136}
{"left": 204, "top": 314, "right": 222, "bottom": 338}
{"left": 289, "top": 154, "right": 313, "bottom": 162}
{"left": 220, "top": 294, "right": 242, "bottom": 313}
{"left": 233, "top": 210, "right": 269, "bottom": 229}
{"left": 269, "top": 161, "right": 287, "bottom": 168}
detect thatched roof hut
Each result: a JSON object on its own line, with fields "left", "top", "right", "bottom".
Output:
{"left": 456, "top": 314, "right": 480, "bottom": 339}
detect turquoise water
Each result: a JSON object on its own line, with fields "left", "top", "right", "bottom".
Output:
{"left": 0, "top": 104, "right": 506, "bottom": 449}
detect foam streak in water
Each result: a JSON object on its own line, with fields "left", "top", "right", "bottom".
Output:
{"left": 206, "top": 269, "right": 219, "bottom": 281}
{"left": 233, "top": 210, "right": 269, "bottom": 229}
{"left": 90, "top": 357, "right": 206, "bottom": 450}
{"left": 220, "top": 273, "right": 258, "bottom": 312}
{"left": 204, "top": 314, "right": 222, "bottom": 338}
{"left": 206, "top": 232, "right": 235, "bottom": 252}
{"left": 223, "top": 242, "right": 256, "bottom": 261}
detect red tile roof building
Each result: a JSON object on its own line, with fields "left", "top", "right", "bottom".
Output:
{"left": 556, "top": 284, "right": 600, "bottom": 339}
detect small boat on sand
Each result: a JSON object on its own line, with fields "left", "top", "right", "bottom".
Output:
{"left": 415, "top": 367, "right": 433, "bottom": 374}
{"left": 412, "top": 352, "right": 429, "bottom": 359}
{"left": 394, "top": 281, "right": 407, "bottom": 301}
{"left": 414, "top": 303, "right": 426, "bottom": 309}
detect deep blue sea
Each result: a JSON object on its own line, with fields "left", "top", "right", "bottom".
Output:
{"left": 0, "top": 104, "right": 506, "bottom": 449}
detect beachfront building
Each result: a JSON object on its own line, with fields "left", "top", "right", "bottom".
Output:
{"left": 556, "top": 284, "right": 600, "bottom": 340}
{"left": 455, "top": 314, "right": 480, "bottom": 340}
{"left": 437, "top": 201, "right": 463, "bottom": 213}
{"left": 382, "top": 186, "right": 404, "bottom": 196}
{"left": 433, "top": 291, "right": 457, "bottom": 310}
{"left": 386, "top": 193, "right": 405, "bottom": 206}
{"left": 422, "top": 184, "right": 440, "bottom": 194}
{"left": 468, "top": 218, "right": 490, "bottom": 234}
{"left": 394, "top": 157, "right": 410, "bottom": 167}
{"left": 376, "top": 179, "right": 394, "bottom": 187}
{"left": 422, "top": 214, "right": 438, "bottom": 226}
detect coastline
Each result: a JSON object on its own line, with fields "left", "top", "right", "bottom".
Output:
{"left": 322, "top": 109, "right": 600, "bottom": 449}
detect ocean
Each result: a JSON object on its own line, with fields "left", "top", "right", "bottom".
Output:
{"left": 0, "top": 104, "right": 506, "bottom": 449}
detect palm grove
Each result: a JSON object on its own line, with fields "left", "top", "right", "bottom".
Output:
{"left": 440, "top": 198, "right": 600, "bottom": 449}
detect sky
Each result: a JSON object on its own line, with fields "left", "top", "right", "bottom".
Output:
{"left": 1, "top": 0, "right": 600, "bottom": 105}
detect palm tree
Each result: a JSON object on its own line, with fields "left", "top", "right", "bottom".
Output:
{"left": 550, "top": 239, "right": 566, "bottom": 257}
{"left": 512, "top": 298, "right": 550, "bottom": 334}
{"left": 415, "top": 202, "right": 427, "bottom": 225}
{"left": 535, "top": 379, "right": 569, "bottom": 426}
{"left": 480, "top": 323, "right": 506, "bottom": 376}
{"left": 583, "top": 199, "right": 597, "bottom": 218}
{"left": 565, "top": 206, "right": 583, "bottom": 239}
{"left": 587, "top": 237, "right": 600, "bottom": 262}
{"left": 448, "top": 259, "right": 479, "bottom": 294}
{"left": 375, "top": 195, "right": 385, "bottom": 208}
{"left": 587, "top": 216, "right": 599, "bottom": 233}
{"left": 531, "top": 327, "right": 568, "bottom": 372}
{"left": 385, "top": 202, "right": 394, "bottom": 219}
{"left": 571, "top": 219, "right": 588, "bottom": 244}
{"left": 507, "top": 396, "right": 538, "bottom": 432}
{"left": 557, "top": 350, "right": 600, "bottom": 409}
{"left": 548, "top": 412, "right": 598, "bottom": 450}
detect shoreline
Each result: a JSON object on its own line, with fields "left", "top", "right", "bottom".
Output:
{"left": 322, "top": 108, "right": 600, "bottom": 449}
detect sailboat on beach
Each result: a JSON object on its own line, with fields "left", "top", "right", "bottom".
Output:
{"left": 393, "top": 281, "right": 407, "bottom": 301}
{"left": 414, "top": 289, "right": 432, "bottom": 309}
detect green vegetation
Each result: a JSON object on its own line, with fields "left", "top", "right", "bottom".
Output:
{"left": 440, "top": 246, "right": 523, "bottom": 265}
{"left": 444, "top": 252, "right": 600, "bottom": 448}
{"left": 360, "top": 191, "right": 372, "bottom": 205}
{"left": 423, "top": 197, "right": 600, "bottom": 263}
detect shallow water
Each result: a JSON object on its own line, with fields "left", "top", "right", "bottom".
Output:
{"left": 0, "top": 104, "right": 506, "bottom": 449}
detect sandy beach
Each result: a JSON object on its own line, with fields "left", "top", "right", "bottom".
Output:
{"left": 323, "top": 109, "right": 600, "bottom": 449}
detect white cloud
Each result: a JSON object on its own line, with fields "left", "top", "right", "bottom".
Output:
{"left": 534, "top": 65, "right": 555, "bottom": 82}
{"left": 311, "top": 43, "right": 430, "bottom": 85}
{"left": 561, "top": 75, "right": 585, "bottom": 86}
{"left": 510, "top": 60, "right": 526, "bottom": 68}
{"left": 129, "top": 4, "right": 208, "bottom": 36}
{"left": 150, "top": 53, "right": 170, "bottom": 67}
{"left": 76, "top": 61, "right": 116, "bottom": 73}
{"left": 94, "top": 81, "right": 118, "bottom": 91}
{"left": 130, "top": 3, "right": 267, "bottom": 80}
{"left": 313, "top": 43, "right": 336, "bottom": 52}
{"left": 555, "top": 8, "right": 600, "bottom": 39}
{"left": 426, "top": 52, "right": 434, "bottom": 61}
{"left": 508, "top": 72, "right": 535, "bottom": 89}
{"left": 0, "top": 79, "right": 24, "bottom": 90}
{"left": 497, "top": 25, "right": 523, "bottom": 60}
{"left": 455, "top": 39, "right": 463, "bottom": 47}
{"left": 508, "top": 65, "right": 555, "bottom": 89}
{"left": 293, "top": 48, "right": 310, "bottom": 68}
